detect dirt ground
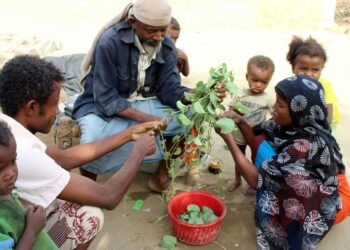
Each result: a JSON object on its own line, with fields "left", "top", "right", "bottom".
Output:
{"left": 1, "top": 1, "right": 350, "bottom": 249}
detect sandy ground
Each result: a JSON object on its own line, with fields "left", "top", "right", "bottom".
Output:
{"left": 1, "top": 1, "right": 350, "bottom": 249}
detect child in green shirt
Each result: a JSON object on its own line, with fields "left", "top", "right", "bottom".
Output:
{"left": 0, "top": 120, "right": 57, "bottom": 250}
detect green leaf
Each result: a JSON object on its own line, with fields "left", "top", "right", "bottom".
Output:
{"left": 173, "top": 147, "right": 182, "bottom": 156}
{"left": 225, "top": 81, "right": 237, "bottom": 95}
{"left": 162, "top": 108, "right": 174, "bottom": 114}
{"left": 184, "top": 92, "right": 195, "bottom": 102}
{"left": 202, "top": 206, "right": 213, "bottom": 215}
{"left": 178, "top": 114, "right": 192, "bottom": 126}
{"left": 187, "top": 204, "right": 200, "bottom": 212}
{"left": 193, "top": 102, "right": 206, "bottom": 114}
{"left": 171, "top": 135, "right": 180, "bottom": 143}
{"left": 215, "top": 118, "right": 235, "bottom": 134}
{"left": 176, "top": 100, "right": 187, "bottom": 111}
{"left": 207, "top": 78, "right": 217, "bottom": 88}
{"left": 234, "top": 100, "right": 251, "bottom": 114}
{"left": 209, "top": 91, "right": 218, "bottom": 105}
{"left": 194, "top": 136, "right": 203, "bottom": 146}
{"left": 217, "top": 103, "right": 226, "bottom": 111}
{"left": 195, "top": 216, "right": 205, "bottom": 225}
{"left": 207, "top": 214, "right": 218, "bottom": 222}
{"left": 207, "top": 104, "right": 216, "bottom": 115}
{"left": 164, "top": 152, "right": 171, "bottom": 160}
{"left": 161, "top": 235, "right": 177, "bottom": 250}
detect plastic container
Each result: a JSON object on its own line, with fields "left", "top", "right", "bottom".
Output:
{"left": 167, "top": 191, "right": 226, "bottom": 245}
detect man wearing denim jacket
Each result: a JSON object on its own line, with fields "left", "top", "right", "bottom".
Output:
{"left": 73, "top": 0, "right": 226, "bottom": 192}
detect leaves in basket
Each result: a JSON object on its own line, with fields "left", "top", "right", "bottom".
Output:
{"left": 177, "top": 204, "right": 218, "bottom": 225}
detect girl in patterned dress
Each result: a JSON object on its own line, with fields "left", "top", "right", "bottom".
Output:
{"left": 217, "top": 75, "right": 350, "bottom": 249}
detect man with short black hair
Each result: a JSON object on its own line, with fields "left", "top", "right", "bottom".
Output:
{"left": 0, "top": 54, "right": 162, "bottom": 249}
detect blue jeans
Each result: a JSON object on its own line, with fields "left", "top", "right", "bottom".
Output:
{"left": 78, "top": 99, "right": 184, "bottom": 174}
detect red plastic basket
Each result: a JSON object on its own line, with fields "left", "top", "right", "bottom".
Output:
{"left": 167, "top": 191, "right": 226, "bottom": 245}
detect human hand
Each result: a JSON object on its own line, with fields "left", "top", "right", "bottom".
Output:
{"left": 26, "top": 205, "right": 46, "bottom": 235}
{"left": 214, "top": 83, "right": 227, "bottom": 102}
{"left": 177, "top": 48, "right": 187, "bottom": 61}
{"left": 219, "top": 109, "right": 243, "bottom": 124}
{"left": 130, "top": 120, "right": 167, "bottom": 140}
{"left": 134, "top": 134, "right": 156, "bottom": 156}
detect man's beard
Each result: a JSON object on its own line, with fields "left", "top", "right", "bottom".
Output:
{"left": 143, "top": 37, "right": 164, "bottom": 47}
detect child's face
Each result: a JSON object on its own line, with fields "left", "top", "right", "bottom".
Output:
{"left": 272, "top": 93, "right": 293, "bottom": 126}
{"left": 0, "top": 135, "right": 18, "bottom": 196}
{"left": 246, "top": 64, "right": 272, "bottom": 95}
{"left": 292, "top": 55, "right": 324, "bottom": 81}
{"left": 166, "top": 27, "right": 180, "bottom": 43}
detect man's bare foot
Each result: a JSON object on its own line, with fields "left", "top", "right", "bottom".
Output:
{"left": 245, "top": 187, "right": 256, "bottom": 196}
{"left": 226, "top": 179, "right": 242, "bottom": 192}
{"left": 148, "top": 176, "right": 168, "bottom": 193}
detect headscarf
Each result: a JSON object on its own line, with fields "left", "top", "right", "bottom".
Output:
{"left": 254, "top": 75, "right": 344, "bottom": 249}
{"left": 81, "top": 0, "right": 172, "bottom": 76}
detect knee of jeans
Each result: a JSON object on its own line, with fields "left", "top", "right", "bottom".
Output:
{"left": 78, "top": 118, "right": 102, "bottom": 144}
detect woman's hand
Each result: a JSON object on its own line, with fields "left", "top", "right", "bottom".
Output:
{"left": 221, "top": 109, "right": 243, "bottom": 124}
{"left": 129, "top": 120, "right": 167, "bottom": 140}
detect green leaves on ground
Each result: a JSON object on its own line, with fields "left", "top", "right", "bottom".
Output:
{"left": 161, "top": 235, "right": 177, "bottom": 250}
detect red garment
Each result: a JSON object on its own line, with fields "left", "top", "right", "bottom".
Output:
{"left": 334, "top": 174, "right": 350, "bottom": 224}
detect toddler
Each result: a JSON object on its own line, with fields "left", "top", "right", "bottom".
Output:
{"left": 286, "top": 36, "right": 340, "bottom": 129}
{"left": 227, "top": 55, "right": 274, "bottom": 194}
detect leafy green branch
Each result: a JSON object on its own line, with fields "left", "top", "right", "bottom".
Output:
{"left": 161, "top": 63, "right": 240, "bottom": 202}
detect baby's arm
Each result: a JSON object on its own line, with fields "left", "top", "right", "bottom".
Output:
{"left": 177, "top": 48, "right": 190, "bottom": 77}
{"left": 15, "top": 205, "right": 46, "bottom": 250}
{"left": 326, "top": 104, "right": 333, "bottom": 125}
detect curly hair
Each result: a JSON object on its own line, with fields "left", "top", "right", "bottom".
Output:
{"left": 0, "top": 120, "right": 12, "bottom": 147}
{"left": 0, "top": 55, "right": 63, "bottom": 117}
{"left": 286, "top": 36, "right": 327, "bottom": 66}
{"left": 247, "top": 55, "right": 275, "bottom": 74}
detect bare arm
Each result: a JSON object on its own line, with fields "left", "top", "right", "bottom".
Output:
{"left": 118, "top": 107, "right": 161, "bottom": 123}
{"left": 57, "top": 134, "right": 156, "bottom": 210}
{"left": 177, "top": 48, "right": 190, "bottom": 77}
{"left": 326, "top": 103, "right": 333, "bottom": 126}
{"left": 223, "top": 109, "right": 255, "bottom": 146}
{"left": 46, "top": 121, "right": 164, "bottom": 170}
{"left": 220, "top": 133, "right": 258, "bottom": 188}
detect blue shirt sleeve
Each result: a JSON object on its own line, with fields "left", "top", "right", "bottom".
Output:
{"left": 92, "top": 35, "right": 131, "bottom": 116}
{"left": 255, "top": 140, "right": 277, "bottom": 169}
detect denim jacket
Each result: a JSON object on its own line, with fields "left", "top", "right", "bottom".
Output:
{"left": 73, "top": 21, "right": 188, "bottom": 120}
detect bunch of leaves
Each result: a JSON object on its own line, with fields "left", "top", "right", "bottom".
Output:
{"left": 177, "top": 204, "right": 218, "bottom": 225}
{"left": 160, "top": 235, "right": 177, "bottom": 250}
{"left": 161, "top": 63, "right": 240, "bottom": 202}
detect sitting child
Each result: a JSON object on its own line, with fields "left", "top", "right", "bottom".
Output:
{"left": 286, "top": 36, "right": 340, "bottom": 129}
{"left": 0, "top": 120, "right": 57, "bottom": 249}
{"left": 166, "top": 17, "right": 190, "bottom": 77}
{"left": 227, "top": 55, "right": 275, "bottom": 194}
